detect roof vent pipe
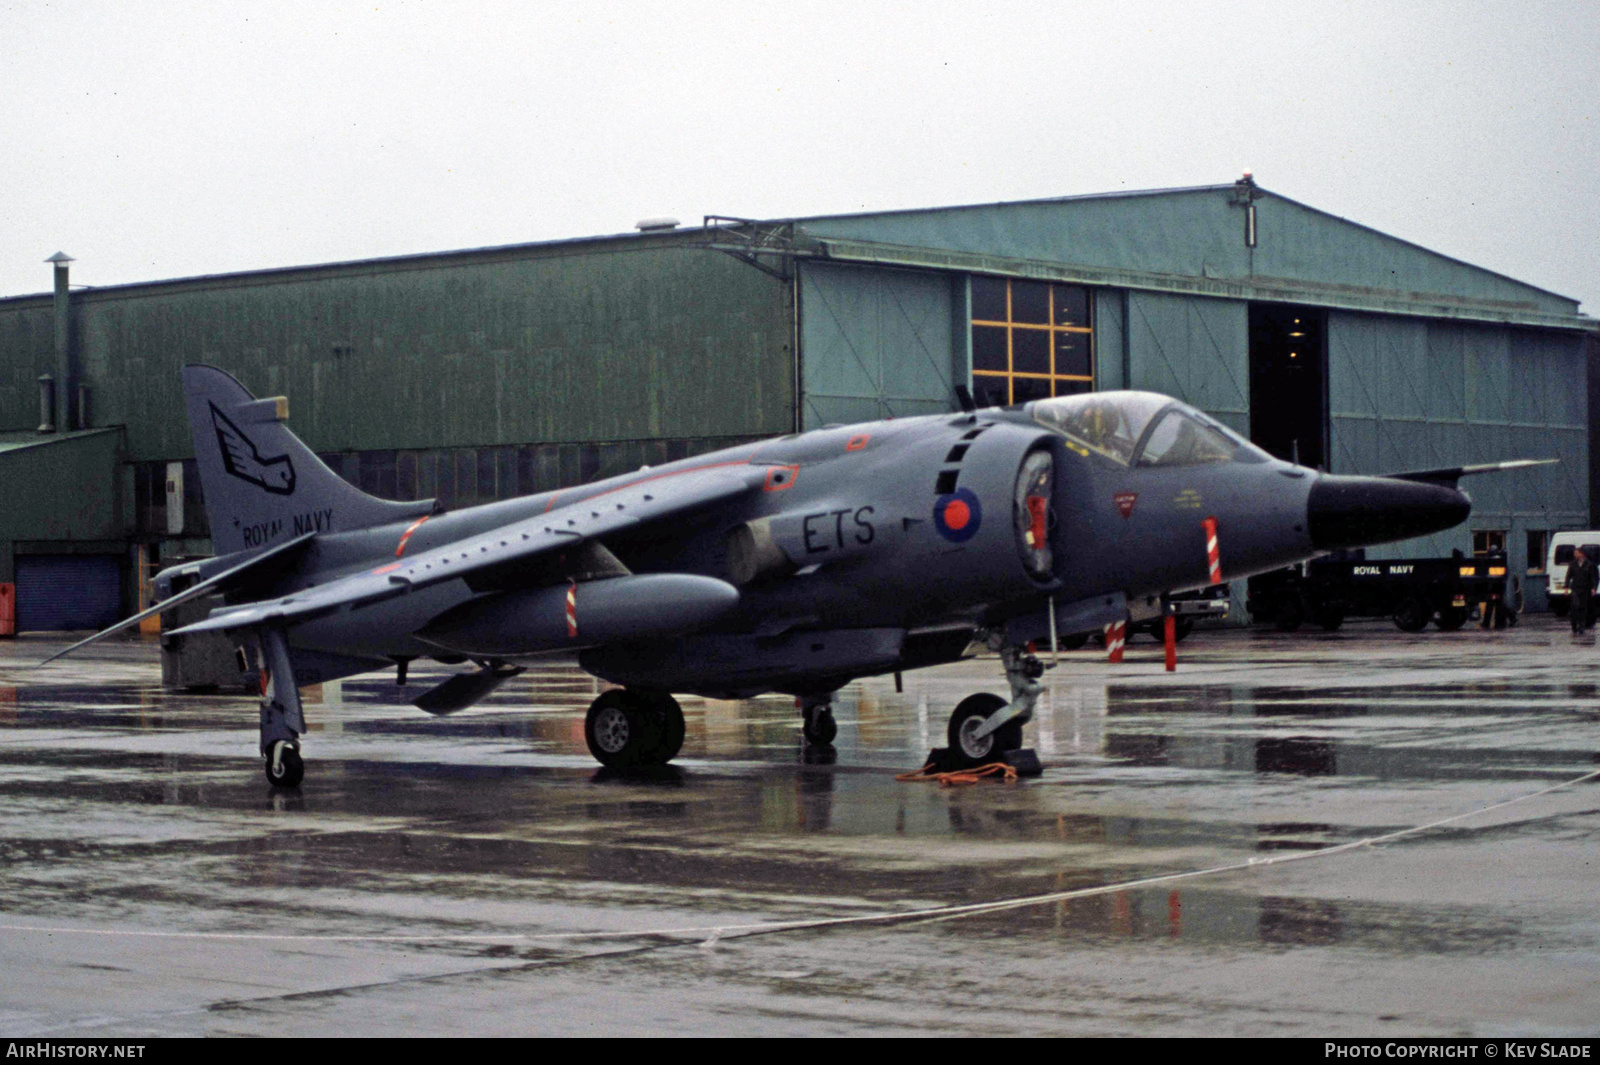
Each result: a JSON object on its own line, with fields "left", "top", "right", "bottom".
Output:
{"left": 37, "top": 374, "right": 55, "bottom": 433}
{"left": 46, "top": 252, "right": 74, "bottom": 431}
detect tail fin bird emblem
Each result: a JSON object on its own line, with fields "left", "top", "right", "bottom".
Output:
{"left": 210, "top": 402, "right": 296, "bottom": 495}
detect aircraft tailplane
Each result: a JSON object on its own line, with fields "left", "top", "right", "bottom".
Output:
{"left": 182, "top": 364, "right": 434, "bottom": 556}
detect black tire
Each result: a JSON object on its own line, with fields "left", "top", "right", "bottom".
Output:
{"left": 1313, "top": 610, "right": 1345, "bottom": 632}
{"left": 1552, "top": 598, "right": 1570, "bottom": 618}
{"left": 265, "top": 744, "right": 304, "bottom": 788}
{"left": 1060, "top": 632, "right": 1091, "bottom": 651}
{"left": 1435, "top": 607, "right": 1469, "bottom": 631}
{"left": 1393, "top": 596, "right": 1431, "bottom": 632}
{"left": 640, "top": 692, "right": 685, "bottom": 763}
{"left": 946, "top": 693, "right": 1021, "bottom": 767}
{"left": 584, "top": 690, "right": 660, "bottom": 768}
{"left": 802, "top": 706, "right": 837, "bottom": 745}
{"left": 1275, "top": 598, "right": 1305, "bottom": 632}
{"left": 1172, "top": 618, "right": 1194, "bottom": 642}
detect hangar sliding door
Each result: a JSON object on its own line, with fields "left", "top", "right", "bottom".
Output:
{"left": 1328, "top": 312, "right": 1587, "bottom": 559}
{"left": 1124, "top": 292, "right": 1250, "bottom": 437}
{"left": 799, "top": 262, "right": 956, "bottom": 429}
{"left": 14, "top": 555, "right": 122, "bottom": 633}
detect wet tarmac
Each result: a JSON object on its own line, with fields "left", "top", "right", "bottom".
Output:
{"left": 1, "top": 619, "right": 1597, "bottom": 1037}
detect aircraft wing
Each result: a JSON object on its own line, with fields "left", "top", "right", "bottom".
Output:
{"left": 1385, "top": 458, "right": 1557, "bottom": 486}
{"left": 36, "top": 532, "right": 320, "bottom": 666}
{"left": 167, "top": 462, "right": 769, "bottom": 636}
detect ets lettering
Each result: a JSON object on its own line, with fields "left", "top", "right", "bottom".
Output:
{"left": 802, "top": 507, "right": 875, "bottom": 554}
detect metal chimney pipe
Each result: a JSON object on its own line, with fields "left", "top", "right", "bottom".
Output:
{"left": 37, "top": 374, "right": 55, "bottom": 433}
{"left": 47, "top": 252, "right": 74, "bottom": 432}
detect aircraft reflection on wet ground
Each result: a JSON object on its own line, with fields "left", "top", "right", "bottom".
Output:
{"left": 0, "top": 619, "right": 1597, "bottom": 1035}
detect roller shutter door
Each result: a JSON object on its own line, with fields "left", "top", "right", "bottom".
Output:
{"left": 15, "top": 555, "right": 122, "bottom": 633}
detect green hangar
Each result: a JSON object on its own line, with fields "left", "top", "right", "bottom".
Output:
{"left": 0, "top": 176, "right": 1594, "bottom": 630}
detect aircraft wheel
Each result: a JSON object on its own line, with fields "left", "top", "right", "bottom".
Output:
{"left": 265, "top": 742, "right": 304, "bottom": 788}
{"left": 947, "top": 693, "right": 1020, "bottom": 767}
{"left": 1393, "top": 597, "right": 1431, "bottom": 632}
{"left": 1435, "top": 607, "right": 1469, "bottom": 631}
{"left": 1275, "top": 599, "right": 1305, "bottom": 632}
{"left": 1060, "top": 633, "right": 1091, "bottom": 651}
{"left": 802, "top": 705, "right": 837, "bottom": 745}
{"left": 638, "top": 691, "right": 685, "bottom": 763}
{"left": 584, "top": 690, "right": 660, "bottom": 768}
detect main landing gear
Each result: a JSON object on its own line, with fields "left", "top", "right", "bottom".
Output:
{"left": 942, "top": 643, "right": 1044, "bottom": 770}
{"left": 799, "top": 694, "right": 838, "bottom": 746}
{"left": 583, "top": 689, "right": 686, "bottom": 768}
{"left": 257, "top": 627, "right": 306, "bottom": 788}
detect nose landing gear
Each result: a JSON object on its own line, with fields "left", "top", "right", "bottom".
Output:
{"left": 940, "top": 643, "right": 1045, "bottom": 772}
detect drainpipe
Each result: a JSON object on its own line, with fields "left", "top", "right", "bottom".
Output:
{"left": 47, "top": 252, "right": 74, "bottom": 432}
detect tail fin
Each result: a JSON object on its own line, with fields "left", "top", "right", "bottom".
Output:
{"left": 183, "top": 365, "right": 433, "bottom": 556}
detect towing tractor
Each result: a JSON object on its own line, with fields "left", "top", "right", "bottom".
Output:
{"left": 1247, "top": 555, "right": 1509, "bottom": 632}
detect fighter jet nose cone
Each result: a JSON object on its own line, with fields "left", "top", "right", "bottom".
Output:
{"left": 1307, "top": 474, "right": 1471, "bottom": 551}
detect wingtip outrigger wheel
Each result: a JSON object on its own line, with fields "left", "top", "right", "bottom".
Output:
{"left": 266, "top": 740, "right": 304, "bottom": 787}
{"left": 255, "top": 626, "right": 308, "bottom": 788}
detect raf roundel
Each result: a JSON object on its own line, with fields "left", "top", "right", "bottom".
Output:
{"left": 933, "top": 488, "right": 983, "bottom": 543}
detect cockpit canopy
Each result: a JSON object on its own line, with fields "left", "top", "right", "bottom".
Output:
{"left": 1030, "top": 390, "right": 1271, "bottom": 467}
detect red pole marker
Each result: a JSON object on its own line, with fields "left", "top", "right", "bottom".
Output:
{"left": 1203, "top": 516, "right": 1222, "bottom": 585}
{"left": 1104, "top": 621, "right": 1126, "bottom": 663}
{"left": 565, "top": 580, "right": 578, "bottom": 638}
{"left": 1164, "top": 613, "right": 1177, "bottom": 672}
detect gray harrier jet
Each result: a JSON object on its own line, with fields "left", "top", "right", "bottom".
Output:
{"left": 53, "top": 366, "right": 1508, "bottom": 786}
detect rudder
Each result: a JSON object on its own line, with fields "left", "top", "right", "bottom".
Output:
{"left": 183, "top": 365, "right": 434, "bottom": 556}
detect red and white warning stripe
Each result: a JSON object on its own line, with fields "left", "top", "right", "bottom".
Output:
{"left": 395, "top": 514, "right": 431, "bottom": 557}
{"left": 1203, "top": 516, "right": 1222, "bottom": 585}
{"left": 565, "top": 581, "right": 578, "bottom": 638}
{"left": 1104, "top": 621, "right": 1126, "bottom": 663}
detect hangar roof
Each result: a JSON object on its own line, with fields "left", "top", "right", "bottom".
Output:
{"left": 780, "top": 182, "right": 1589, "bottom": 330}
{"left": 1, "top": 181, "right": 1589, "bottom": 331}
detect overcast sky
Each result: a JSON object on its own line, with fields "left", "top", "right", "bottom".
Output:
{"left": 2, "top": 1, "right": 1596, "bottom": 312}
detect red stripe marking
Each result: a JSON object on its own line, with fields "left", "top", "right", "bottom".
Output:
{"left": 544, "top": 455, "right": 769, "bottom": 512}
{"left": 1104, "top": 621, "right": 1126, "bottom": 664}
{"left": 1203, "top": 516, "right": 1222, "bottom": 584}
{"left": 395, "top": 514, "right": 431, "bottom": 557}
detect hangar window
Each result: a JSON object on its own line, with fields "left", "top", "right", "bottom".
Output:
{"left": 970, "top": 277, "right": 1094, "bottom": 406}
{"left": 1527, "top": 530, "right": 1548, "bottom": 575}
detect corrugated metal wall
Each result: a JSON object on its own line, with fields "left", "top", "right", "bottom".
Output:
{"left": 1329, "top": 312, "right": 1588, "bottom": 559}
{"left": 5, "top": 242, "right": 795, "bottom": 462}
{"left": 798, "top": 262, "right": 957, "bottom": 428}
{"left": 1125, "top": 292, "right": 1251, "bottom": 436}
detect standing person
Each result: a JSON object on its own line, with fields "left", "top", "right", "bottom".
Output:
{"left": 1566, "top": 548, "right": 1596, "bottom": 636}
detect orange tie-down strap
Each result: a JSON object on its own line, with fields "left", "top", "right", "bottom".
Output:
{"left": 895, "top": 761, "right": 1019, "bottom": 787}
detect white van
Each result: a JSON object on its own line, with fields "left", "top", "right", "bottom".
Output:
{"left": 1545, "top": 532, "right": 1600, "bottom": 617}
